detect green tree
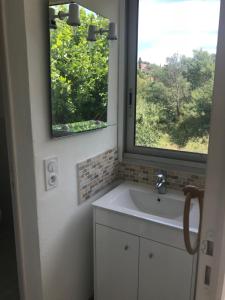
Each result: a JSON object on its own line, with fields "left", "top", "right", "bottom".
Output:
{"left": 135, "top": 50, "right": 215, "bottom": 152}
{"left": 182, "top": 49, "right": 215, "bottom": 89}
{"left": 170, "top": 79, "right": 213, "bottom": 147}
{"left": 50, "top": 6, "right": 109, "bottom": 126}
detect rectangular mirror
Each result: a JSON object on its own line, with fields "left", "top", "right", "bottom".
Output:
{"left": 48, "top": 2, "right": 109, "bottom": 137}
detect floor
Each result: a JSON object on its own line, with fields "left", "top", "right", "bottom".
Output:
{"left": 0, "top": 226, "right": 20, "bottom": 300}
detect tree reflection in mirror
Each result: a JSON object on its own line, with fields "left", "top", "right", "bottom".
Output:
{"left": 49, "top": 3, "right": 109, "bottom": 137}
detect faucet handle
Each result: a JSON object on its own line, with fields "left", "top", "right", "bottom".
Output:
{"left": 155, "top": 170, "right": 167, "bottom": 194}
{"left": 156, "top": 170, "right": 167, "bottom": 179}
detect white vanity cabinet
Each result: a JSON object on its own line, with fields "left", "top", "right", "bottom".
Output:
{"left": 95, "top": 224, "right": 139, "bottom": 300}
{"left": 93, "top": 183, "right": 198, "bottom": 300}
{"left": 94, "top": 222, "right": 196, "bottom": 300}
{"left": 138, "top": 238, "right": 194, "bottom": 300}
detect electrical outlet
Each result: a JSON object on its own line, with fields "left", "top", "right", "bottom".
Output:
{"left": 44, "top": 157, "right": 58, "bottom": 191}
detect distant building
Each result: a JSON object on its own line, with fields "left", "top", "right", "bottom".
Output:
{"left": 138, "top": 57, "right": 151, "bottom": 72}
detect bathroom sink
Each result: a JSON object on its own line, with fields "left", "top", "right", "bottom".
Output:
{"left": 115, "top": 189, "right": 185, "bottom": 219}
{"left": 92, "top": 182, "right": 199, "bottom": 232}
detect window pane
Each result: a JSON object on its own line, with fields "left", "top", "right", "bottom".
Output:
{"left": 135, "top": 0, "right": 220, "bottom": 154}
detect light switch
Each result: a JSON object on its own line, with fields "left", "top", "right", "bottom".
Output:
{"left": 44, "top": 157, "right": 58, "bottom": 190}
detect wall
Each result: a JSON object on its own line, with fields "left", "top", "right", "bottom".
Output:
{"left": 23, "top": 0, "right": 119, "bottom": 299}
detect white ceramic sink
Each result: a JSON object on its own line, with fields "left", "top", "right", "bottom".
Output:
{"left": 92, "top": 182, "right": 199, "bottom": 232}
{"left": 117, "top": 189, "right": 186, "bottom": 219}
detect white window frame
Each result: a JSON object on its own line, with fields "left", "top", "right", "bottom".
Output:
{"left": 125, "top": 0, "right": 216, "bottom": 164}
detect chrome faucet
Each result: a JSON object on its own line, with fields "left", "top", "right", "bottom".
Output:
{"left": 156, "top": 171, "right": 167, "bottom": 194}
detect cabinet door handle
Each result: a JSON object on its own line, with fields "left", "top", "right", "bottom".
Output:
{"left": 124, "top": 245, "right": 129, "bottom": 251}
{"left": 148, "top": 253, "right": 154, "bottom": 259}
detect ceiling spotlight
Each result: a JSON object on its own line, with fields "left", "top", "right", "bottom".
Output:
{"left": 68, "top": 3, "right": 81, "bottom": 26}
{"left": 87, "top": 25, "right": 97, "bottom": 42}
{"left": 49, "top": 7, "right": 57, "bottom": 29}
{"left": 108, "top": 23, "right": 117, "bottom": 40}
{"left": 49, "top": 3, "right": 80, "bottom": 30}
{"left": 87, "top": 22, "right": 117, "bottom": 42}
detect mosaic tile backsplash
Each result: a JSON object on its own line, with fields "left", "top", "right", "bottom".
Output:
{"left": 77, "top": 148, "right": 119, "bottom": 203}
{"left": 118, "top": 162, "right": 205, "bottom": 191}
{"left": 77, "top": 148, "right": 205, "bottom": 203}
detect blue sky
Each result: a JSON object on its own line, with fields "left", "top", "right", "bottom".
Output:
{"left": 138, "top": 0, "right": 221, "bottom": 65}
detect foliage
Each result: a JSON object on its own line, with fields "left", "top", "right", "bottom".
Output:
{"left": 53, "top": 120, "right": 107, "bottom": 135}
{"left": 136, "top": 50, "right": 215, "bottom": 153}
{"left": 50, "top": 5, "right": 109, "bottom": 128}
{"left": 50, "top": 6, "right": 214, "bottom": 153}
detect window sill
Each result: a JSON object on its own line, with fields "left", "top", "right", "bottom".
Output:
{"left": 123, "top": 152, "right": 206, "bottom": 175}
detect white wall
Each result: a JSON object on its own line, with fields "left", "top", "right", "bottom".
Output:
{"left": 23, "top": 0, "right": 119, "bottom": 299}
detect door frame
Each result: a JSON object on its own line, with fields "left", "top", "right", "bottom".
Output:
{"left": 0, "top": 1, "right": 43, "bottom": 299}
{"left": 185, "top": 0, "right": 225, "bottom": 299}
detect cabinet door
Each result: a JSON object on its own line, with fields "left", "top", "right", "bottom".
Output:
{"left": 95, "top": 224, "right": 139, "bottom": 300}
{"left": 139, "top": 238, "right": 194, "bottom": 300}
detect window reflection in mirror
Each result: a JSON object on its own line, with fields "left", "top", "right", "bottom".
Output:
{"left": 49, "top": 3, "right": 109, "bottom": 137}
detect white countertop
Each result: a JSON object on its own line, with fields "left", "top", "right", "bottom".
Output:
{"left": 92, "top": 181, "right": 200, "bottom": 233}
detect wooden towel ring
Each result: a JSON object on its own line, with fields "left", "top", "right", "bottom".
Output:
{"left": 183, "top": 185, "right": 204, "bottom": 255}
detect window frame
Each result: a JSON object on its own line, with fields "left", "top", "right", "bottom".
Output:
{"left": 125, "top": 0, "right": 208, "bottom": 164}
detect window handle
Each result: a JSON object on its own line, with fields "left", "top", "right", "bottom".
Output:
{"left": 129, "top": 89, "right": 133, "bottom": 106}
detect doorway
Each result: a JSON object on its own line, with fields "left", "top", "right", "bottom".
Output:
{"left": 0, "top": 83, "right": 20, "bottom": 299}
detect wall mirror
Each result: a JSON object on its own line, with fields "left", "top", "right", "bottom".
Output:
{"left": 48, "top": 2, "right": 110, "bottom": 137}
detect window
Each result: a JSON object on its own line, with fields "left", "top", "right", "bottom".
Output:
{"left": 126, "top": 0, "right": 220, "bottom": 162}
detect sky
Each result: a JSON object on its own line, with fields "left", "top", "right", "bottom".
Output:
{"left": 138, "top": 0, "right": 221, "bottom": 65}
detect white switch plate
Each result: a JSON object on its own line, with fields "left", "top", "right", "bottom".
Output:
{"left": 44, "top": 157, "right": 58, "bottom": 191}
